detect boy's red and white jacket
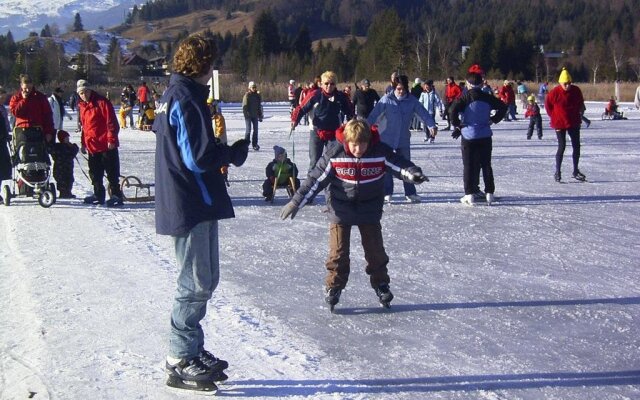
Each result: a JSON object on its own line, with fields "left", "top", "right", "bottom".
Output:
{"left": 290, "top": 124, "right": 424, "bottom": 225}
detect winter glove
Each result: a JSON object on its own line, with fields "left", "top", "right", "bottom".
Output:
{"left": 80, "top": 146, "right": 87, "bottom": 155}
{"left": 451, "top": 127, "right": 462, "bottom": 140}
{"left": 405, "top": 166, "right": 428, "bottom": 184}
{"left": 230, "top": 139, "right": 250, "bottom": 167}
{"left": 280, "top": 201, "right": 299, "bottom": 220}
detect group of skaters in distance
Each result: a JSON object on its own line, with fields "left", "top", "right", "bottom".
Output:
{"left": 0, "top": 75, "right": 165, "bottom": 206}
{"left": 0, "top": 31, "right": 628, "bottom": 394}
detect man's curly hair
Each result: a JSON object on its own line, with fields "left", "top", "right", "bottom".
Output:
{"left": 172, "top": 34, "right": 217, "bottom": 78}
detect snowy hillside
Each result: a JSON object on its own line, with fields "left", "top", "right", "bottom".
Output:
{"left": 0, "top": 0, "right": 147, "bottom": 40}
{"left": 0, "top": 102, "right": 639, "bottom": 399}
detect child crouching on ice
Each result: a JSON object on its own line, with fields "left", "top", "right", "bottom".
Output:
{"left": 50, "top": 130, "right": 79, "bottom": 198}
{"left": 280, "top": 119, "right": 427, "bottom": 310}
{"left": 524, "top": 95, "right": 543, "bottom": 140}
{"left": 262, "top": 145, "right": 299, "bottom": 201}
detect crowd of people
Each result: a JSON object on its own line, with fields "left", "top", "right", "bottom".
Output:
{"left": 1, "top": 31, "right": 638, "bottom": 394}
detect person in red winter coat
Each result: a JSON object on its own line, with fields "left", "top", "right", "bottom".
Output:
{"left": 77, "top": 79, "right": 123, "bottom": 206}
{"left": 544, "top": 68, "right": 586, "bottom": 182}
{"left": 498, "top": 80, "right": 517, "bottom": 121}
{"left": 9, "top": 74, "right": 55, "bottom": 143}
{"left": 443, "top": 76, "right": 462, "bottom": 130}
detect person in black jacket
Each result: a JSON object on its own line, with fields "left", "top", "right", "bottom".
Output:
{"left": 291, "top": 70, "right": 354, "bottom": 172}
{"left": 153, "top": 34, "right": 249, "bottom": 393}
{"left": 352, "top": 79, "right": 380, "bottom": 119}
{"left": 280, "top": 119, "right": 427, "bottom": 310}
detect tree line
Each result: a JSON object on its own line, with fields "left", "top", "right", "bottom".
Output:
{"left": 0, "top": 0, "right": 639, "bottom": 89}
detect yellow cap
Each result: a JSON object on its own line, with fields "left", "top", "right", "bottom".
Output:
{"left": 558, "top": 68, "right": 572, "bottom": 84}
{"left": 527, "top": 95, "right": 536, "bottom": 103}
{"left": 207, "top": 97, "right": 214, "bottom": 104}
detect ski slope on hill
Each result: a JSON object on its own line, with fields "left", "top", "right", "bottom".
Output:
{"left": 0, "top": 101, "right": 639, "bottom": 399}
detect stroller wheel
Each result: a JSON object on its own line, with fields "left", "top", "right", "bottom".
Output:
{"left": 1, "top": 185, "right": 10, "bottom": 206}
{"left": 38, "top": 190, "right": 56, "bottom": 208}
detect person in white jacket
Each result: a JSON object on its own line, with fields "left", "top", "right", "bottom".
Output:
{"left": 634, "top": 84, "right": 640, "bottom": 110}
{"left": 48, "top": 87, "right": 72, "bottom": 133}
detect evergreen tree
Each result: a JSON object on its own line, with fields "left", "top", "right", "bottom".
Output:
{"left": 249, "top": 10, "right": 281, "bottom": 61}
{"left": 73, "top": 13, "right": 84, "bottom": 32}
{"left": 40, "top": 24, "right": 52, "bottom": 38}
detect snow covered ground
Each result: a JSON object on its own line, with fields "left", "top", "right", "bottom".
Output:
{"left": 1, "top": 101, "right": 639, "bottom": 399}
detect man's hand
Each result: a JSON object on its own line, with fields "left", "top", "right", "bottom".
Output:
{"left": 107, "top": 142, "right": 116, "bottom": 150}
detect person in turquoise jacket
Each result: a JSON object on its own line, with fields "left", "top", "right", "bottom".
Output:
{"left": 366, "top": 74, "right": 437, "bottom": 203}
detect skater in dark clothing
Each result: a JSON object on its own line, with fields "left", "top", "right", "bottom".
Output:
{"left": 524, "top": 95, "right": 543, "bottom": 140}
{"left": 0, "top": 109, "right": 11, "bottom": 198}
{"left": 544, "top": 68, "right": 587, "bottom": 182}
{"left": 291, "top": 70, "right": 354, "bottom": 172}
{"left": 262, "top": 145, "right": 300, "bottom": 201}
{"left": 50, "top": 130, "right": 79, "bottom": 198}
{"left": 449, "top": 70, "right": 507, "bottom": 206}
{"left": 280, "top": 119, "right": 428, "bottom": 311}
{"left": 352, "top": 79, "right": 379, "bottom": 119}
{"left": 154, "top": 34, "right": 249, "bottom": 393}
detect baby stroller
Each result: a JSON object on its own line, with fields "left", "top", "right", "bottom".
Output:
{"left": 2, "top": 127, "right": 56, "bottom": 207}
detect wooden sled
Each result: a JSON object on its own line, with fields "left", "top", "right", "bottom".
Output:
{"left": 119, "top": 175, "right": 155, "bottom": 202}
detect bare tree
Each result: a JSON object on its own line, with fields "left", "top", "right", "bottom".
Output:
{"left": 581, "top": 40, "right": 605, "bottom": 84}
{"left": 436, "top": 31, "right": 457, "bottom": 78}
{"left": 608, "top": 33, "right": 625, "bottom": 81}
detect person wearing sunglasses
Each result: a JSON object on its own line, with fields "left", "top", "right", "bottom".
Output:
{"left": 291, "top": 70, "right": 354, "bottom": 172}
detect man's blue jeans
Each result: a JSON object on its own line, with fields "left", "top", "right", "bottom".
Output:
{"left": 169, "top": 220, "right": 220, "bottom": 359}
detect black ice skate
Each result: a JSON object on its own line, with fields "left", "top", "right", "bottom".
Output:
{"left": 375, "top": 283, "right": 394, "bottom": 308}
{"left": 325, "top": 287, "right": 342, "bottom": 312}
{"left": 199, "top": 350, "right": 229, "bottom": 381}
{"left": 165, "top": 356, "right": 218, "bottom": 394}
{"left": 572, "top": 170, "right": 586, "bottom": 182}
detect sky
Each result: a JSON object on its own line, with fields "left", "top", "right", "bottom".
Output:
{"left": 0, "top": 99, "right": 639, "bottom": 399}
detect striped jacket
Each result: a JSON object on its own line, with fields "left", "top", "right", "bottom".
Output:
{"left": 291, "top": 126, "right": 422, "bottom": 225}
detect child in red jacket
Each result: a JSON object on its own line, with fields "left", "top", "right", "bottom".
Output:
{"left": 524, "top": 95, "right": 543, "bottom": 140}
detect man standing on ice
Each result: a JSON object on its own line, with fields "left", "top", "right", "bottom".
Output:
{"left": 544, "top": 68, "right": 587, "bottom": 183}
{"left": 153, "top": 34, "right": 249, "bottom": 393}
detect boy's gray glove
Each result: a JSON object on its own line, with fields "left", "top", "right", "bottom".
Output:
{"left": 451, "top": 127, "right": 462, "bottom": 139}
{"left": 280, "top": 201, "right": 299, "bottom": 220}
{"left": 230, "top": 139, "right": 249, "bottom": 166}
{"left": 405, "top": 166, "right": 428, "bottom": 184}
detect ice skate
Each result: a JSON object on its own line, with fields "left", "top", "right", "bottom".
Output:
{"left": 375, "top": 283, "right": 394, "bottom": 308}
{"left": 572, "top": 170, "right": 586, "bottom": 182}
{"left": 325, "top": 287, "right": 342, "bottom": 312}
{"left": 165, "top": 356, "right": 218, "bottom": 394}
{"left": 460, "top": 194, "right": 475, "bottom": 206}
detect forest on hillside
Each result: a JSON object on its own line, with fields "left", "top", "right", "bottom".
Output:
{"left": 0, "top": 0, "right": 639, "bottom": 87}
